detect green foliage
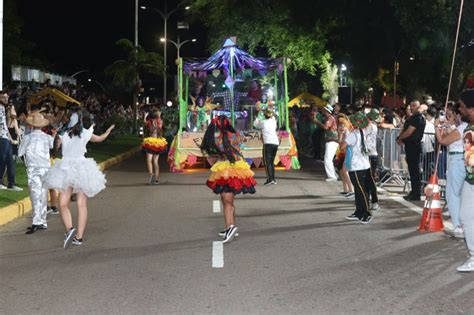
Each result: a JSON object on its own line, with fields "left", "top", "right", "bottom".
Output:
{"left": 189, "top": 0, "right": 330, "bottom": 75}
{"left": 105, "top": 39, "right": 164, "bottom": 91}
{"left": 320, "top": 57, "right": 339, "bottom": 104}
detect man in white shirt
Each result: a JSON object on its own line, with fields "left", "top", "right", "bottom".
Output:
{"left": 254, "top": 109, "right": 279, "bottom": 185}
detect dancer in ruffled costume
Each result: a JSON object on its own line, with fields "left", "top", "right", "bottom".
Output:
{"left": 142, "top": 110, "right": 167, "bottom": 185}
{"left": 200, "top": 115, "right": 256, "bottom": 243}
{"left": 44, "top": 112, "right": 115, "bottom": 248}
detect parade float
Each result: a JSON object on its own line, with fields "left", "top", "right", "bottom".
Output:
{"left": 167, "top": 37, "right": 300, "bottom": 172}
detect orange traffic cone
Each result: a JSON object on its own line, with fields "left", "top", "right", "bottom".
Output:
{"left": 418, "top": 175, "right": 444, "bottom": 232}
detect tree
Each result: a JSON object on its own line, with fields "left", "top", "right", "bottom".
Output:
{"left": 105, "top": 38, "right": 164, "bottom": 131}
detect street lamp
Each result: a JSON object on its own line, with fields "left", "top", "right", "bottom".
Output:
{"left": 160, "top": 37, "right": 197, "bottom": 60}
{"left": 141, "top": 3, "right": 191, "bottom": 104}
{"left": 87, "top": 78, "right": 105, "bottom": 92}
{"left": 161, "top": 37, "right": 196, "bottom": 97}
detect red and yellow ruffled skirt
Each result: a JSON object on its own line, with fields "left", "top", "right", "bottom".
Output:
{"left": 206, "top": 160, "right": 257, "bottom": 195}
{"left": 142, "top": 137, "right": 168, "bottom": 154}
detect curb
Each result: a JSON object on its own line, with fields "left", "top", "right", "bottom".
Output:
{"left": 0, "top": 147, "right": 140, "bottom": 226}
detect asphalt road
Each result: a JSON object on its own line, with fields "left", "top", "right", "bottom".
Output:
{"left": 1, "top": 155, "right": 473, "bottom": 314}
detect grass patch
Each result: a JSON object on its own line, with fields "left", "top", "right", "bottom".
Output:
{"left": 0, "top": 134, "right": 141, "bottom": 208}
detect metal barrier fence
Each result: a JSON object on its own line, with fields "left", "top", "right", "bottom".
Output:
{"left": 375, "top": 129, "right": 448, "bottom": 198}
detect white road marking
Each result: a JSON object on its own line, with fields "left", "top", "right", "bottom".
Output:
{"left": 213, "top": 200, "right": 221, "bottom": 213}
{"left": 212, "top": 241, "right": 224, "bottom": 268}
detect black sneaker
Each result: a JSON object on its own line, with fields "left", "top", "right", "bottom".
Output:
{"left": 264, "top": 180, "right": 272, "bottom": 186}
{"left": 72, "top": 237, "right": 83, "bottom": 246}
{"left": 345, "top": 214, "right": 360, "bottom": 221}
{"left": 25, "top": 224, "right": 47, "bottom": 234}
{"left": 48, "top": 207, "right": 59, "bottom": 214}
{"left": 63, "top": 228, "right": 76, "bottom": 249}
{"left": 222, "top": 225, "right": 238, "bottom": 244}
{"left": 218, "top": 228, "right": 239, "bottom": 237}
{"left": 360, "top": 216, "right": 373, "bottom": 224}
{"left": 403, "top": 195, "right": 420, "bottom": 201}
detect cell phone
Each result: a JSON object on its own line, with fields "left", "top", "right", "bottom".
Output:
{"left": 439, "top": 110, "right": 445, "bottom": 122}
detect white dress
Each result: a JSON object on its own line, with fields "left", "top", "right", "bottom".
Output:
{"left": 44, "top": 127, "right": 106, "bottom": 197}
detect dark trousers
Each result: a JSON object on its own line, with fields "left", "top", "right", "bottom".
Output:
{"left": 406, "top": 145, "right": 422, "bottom": 197}
{"left": 263, "top": 144, "right": 278, "bottom": 182}
{"left": 312, "top": 129, "right": 323, "bottom": 159}
{"left": 349, "top": 169, "right": 371, "bottom": 219}
{"left": 0, "top": 139, "right": 16, "bottom": 187}
{"left": 366, "top": 156, "right": 378, "bottom": 203}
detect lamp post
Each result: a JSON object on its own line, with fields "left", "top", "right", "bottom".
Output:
{"left": 87, "top": 78, "right": 105, "bottom": 92}
{"left": 160, "top": 37, "right": 196, "bottom": 96}
{"left": 160, "top": 37, "right": 196, "bottom": 62}
{"left": 141, "top": 3, "right": 190, "bottom": 104}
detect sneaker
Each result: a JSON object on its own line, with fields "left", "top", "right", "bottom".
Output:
{"left": 444, "top": 226, "right": 465, "bottom": 239}
{"left": 345, "top": 213, "right": 360, "bottom": 221}
{"left": 218, "top": 229, "right": 239, "bottom": 237}
{"left": 370, "top": 202, "right": 380, "bottom": 211}
{"left": 47, "top": 207, "right": 59, "bottom": 215}
{"left": 25, "top": 224, "right": 47, "bottom": 234}
{"left": 63, "top": 228, "right": 76, "bottom": 249}
{"left": 72, "top": 237, "right": 83, "bottom": 246}
{"left": 344, "top": 192, "right": 355, "bottom": 198}
{"left": 339, "top": 191, "right": 349, "bottom": 195}
{"left": 360, "top": 216, "right": 374, "bottom": 224}
{"left": 149, "top": 174, "right": 155, "bottom": 185}
{"left": 0, "top": 184, "right": 6, "bottom": 190}
{"left": 222, "top": 225, "right": 238, "bottom": 244}
{"left": 271, "top": 180, "right": 277, "bottom": 185}
{"left": 7, "top": 185, "right": 23, "bottom": 191}
{"left": 325, "top": 178, "right": 337, "bottom": 182}
{"left": 264, "top": 180, "right": 272, "bottom": 186}
{"left": 403, "top": 195, "right": 420, "bottom": 201}
{"left": 456, "top": 257, "right": 474, "bottom": 272}
{"left": 152, "top": 180, "right": 160, "bottom": 185}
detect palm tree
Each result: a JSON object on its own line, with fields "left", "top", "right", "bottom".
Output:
{"left": 106, "top": 38, "right": 164, "bottom": 131}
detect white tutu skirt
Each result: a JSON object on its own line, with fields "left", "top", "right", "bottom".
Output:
{"left": 44, "top": 158, "right": 106, "bottom": 197}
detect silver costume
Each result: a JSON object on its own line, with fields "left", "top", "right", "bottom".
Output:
{"left": 18, "top": 130, "right": 54, "bottom": 227}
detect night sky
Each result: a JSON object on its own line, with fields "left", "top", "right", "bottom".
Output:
{"left": 16, "top": 0, "right": 208, "bottom": 82}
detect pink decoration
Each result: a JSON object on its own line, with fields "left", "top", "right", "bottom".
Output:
{"left": 206, "top": 157, "right": 217, "bottom": 166}
{"left": 279, "top": 155, "right": 292, "bottom": 170}
{"left": 252, "top": 157, "right": 263, "bottom": 168}
{"left": 187, "top": 155, "right": 198, "bottom": 166}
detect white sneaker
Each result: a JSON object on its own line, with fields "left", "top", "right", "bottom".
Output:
{"left": 325, "top": 178, "right": 337, "bottom": 182}
{"left": 370, "top": 202, "right": 380, "bottom": 211}
{"left": 444, "top": 226, "right": 465, "bottom": 239}
{"left": 0, "top": 184, "right": 6, "bottom": 190}
{"left": 456, "top": 257, "right": 474, "bottom": 272}
{"left": 222, "top": 225, "right": 238, "bottom": 244}
{"left": 7, "top": 185, "right": 23, "bottom": 191}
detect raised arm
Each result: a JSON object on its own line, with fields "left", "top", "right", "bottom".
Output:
{"left": 90, "top": 124, "right": 115, "bottom": 143}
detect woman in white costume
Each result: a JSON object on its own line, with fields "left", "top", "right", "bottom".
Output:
{"left": 44, "top": 113, "right": 114, "bottom": 248}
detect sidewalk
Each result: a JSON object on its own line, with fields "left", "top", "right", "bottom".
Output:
{"left": 0, "top": 147, "right": 140, "bottom": 226}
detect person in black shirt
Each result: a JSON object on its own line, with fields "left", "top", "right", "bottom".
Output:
{"left": 396, "top": 100, "right": 426, "bottom": 200}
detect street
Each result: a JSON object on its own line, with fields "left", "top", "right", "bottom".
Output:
{"left": 1, "top": 156, "right": 473, "bottom": 314}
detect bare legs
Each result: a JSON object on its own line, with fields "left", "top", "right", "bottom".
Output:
{"left": 340, "top": 165, "right": 353, "bottom": 193}
{"left": 59, "top": 187, "right": 88, "bottom": 239}
{"left": 49, "top": 189, "right": 58, "bottom": 209}
{"left": 221, "top": 192, "right": 235, "bottom": 227}
{"left": 146, "top": 153, "right": 160, "bottom": 181}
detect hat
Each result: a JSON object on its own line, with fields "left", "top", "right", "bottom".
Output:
{"left": 323, "top": 104, "right": 333, "bottom": 114}
{"left": 350, "top": 112, "right": 369, "bottom": 129}
{"left": 367, "top": 108, "right": 381, "bottom": 122}
{"left": 460, "top": 89, "right": 474, "bottom": 108}
{"left": 26, "top": 112, "right": 49, "bottom": 128}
